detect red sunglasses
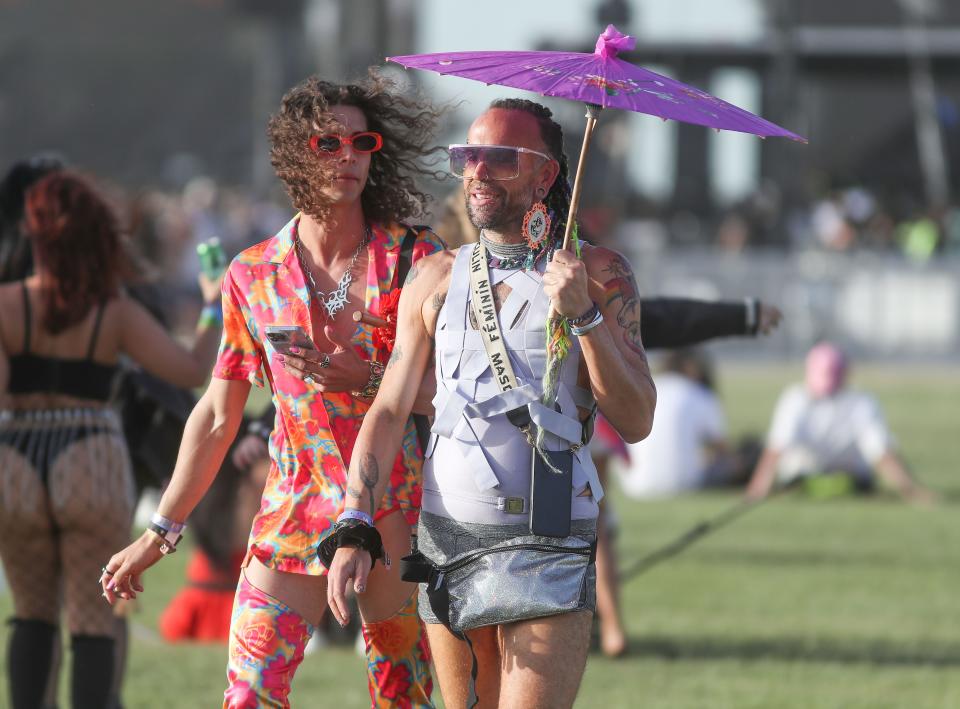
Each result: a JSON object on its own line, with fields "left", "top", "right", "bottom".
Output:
{"left": 309, "top": 131, "right": 383, "bottom": 155}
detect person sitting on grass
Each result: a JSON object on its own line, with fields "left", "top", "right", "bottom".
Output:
{"left": 745, "top": 342, "right": 936, "bottom": 504}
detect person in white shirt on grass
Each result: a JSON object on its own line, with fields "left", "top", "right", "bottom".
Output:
{"left": 620, "top": 349, "right": 728, "bottom": 499}
{"left": 746, "top": 342, "right": 935, "bottom": 503}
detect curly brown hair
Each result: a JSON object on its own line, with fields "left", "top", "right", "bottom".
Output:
{"left": 25, "top": 171, "right": 121, "bottom": 333}
{"left": 267, "top": 71, "right": 445, "bottom": 224}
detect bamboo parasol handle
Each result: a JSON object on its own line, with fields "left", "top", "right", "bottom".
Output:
{"left": 549, "top": 104, "right": 603, "bottom": 329}
{"left": 560, "top": 104, "right": 603, "bottom": 252}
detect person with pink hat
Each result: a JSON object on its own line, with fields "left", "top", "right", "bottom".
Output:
{"left": 746, "top": 342, "right": 935, "bottom": 503}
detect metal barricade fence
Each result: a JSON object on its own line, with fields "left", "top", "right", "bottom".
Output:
{"left": 621, "top": 242, "right": 960, "bottom": 360}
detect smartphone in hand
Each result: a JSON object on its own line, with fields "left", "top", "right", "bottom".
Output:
{"left": 264, "top": 325, "right": 317, "bottom": 356}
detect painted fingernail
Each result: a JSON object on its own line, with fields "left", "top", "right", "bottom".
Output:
{"left": 106, "top": 580, "right": 115, "bottom": 590}
{"left": 290, "top": 346, "right": 300, "bottom": 354}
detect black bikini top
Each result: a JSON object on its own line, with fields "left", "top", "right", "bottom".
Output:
{"left": 8, "top": 282, "right": 118, "bottom": 402}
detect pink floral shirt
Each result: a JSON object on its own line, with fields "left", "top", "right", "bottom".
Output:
{"left": 213, "top": 215, "right": 444, "bottom": 575}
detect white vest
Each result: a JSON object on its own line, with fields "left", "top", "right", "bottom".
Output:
{"left": 423, "top": 245, "right": 602, "bottom": 525}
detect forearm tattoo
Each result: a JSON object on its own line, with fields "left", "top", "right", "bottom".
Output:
{"left": 431, "top": 292, "right": 447, "bottom": 311}
{"left": 602, "top": 255, "right": 645, "bottom": 357}
{"left": 602, "top": 255, "right": 655, "bottom": 389}
{"left": 346, "top": 483, "right": 363, "bottom": 502}
{"left": 405, "top": 263, "right": 421, "bottom": 284}
{"left": 358, "top": 452, "right": 380, "bottom": 517}
{"left": 386, "top": 343, "right": 404, "bottom": 369}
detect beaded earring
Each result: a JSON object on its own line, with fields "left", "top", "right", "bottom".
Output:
{"left": 522, "top": 201, "right": 552, "bottom": 250}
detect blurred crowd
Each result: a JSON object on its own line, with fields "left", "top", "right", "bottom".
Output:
{"left": 591, "top": 181, "right": 960, "bottom": 262}
{"left": 12, "top": 161, "right": 956, "bottom": 334}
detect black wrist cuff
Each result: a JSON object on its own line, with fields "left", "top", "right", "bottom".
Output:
{"left": 317, "top": 519, "right": 385, "bottom": 569}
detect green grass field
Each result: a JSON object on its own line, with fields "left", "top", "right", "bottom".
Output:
{"left": 2, "top": 364, "right": 959, "bottom": 708}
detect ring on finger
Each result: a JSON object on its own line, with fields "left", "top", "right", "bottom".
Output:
{"left": 304, "top": 375, "right": 316, "bottom": 385}
{"left": 319, "top": 354, "right": 331, "bottom": 368}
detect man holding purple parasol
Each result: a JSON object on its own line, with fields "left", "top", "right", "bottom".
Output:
{"left": 326, "top": 98, "right": 657, "bottom": 708}
{"left": 324, "top": 25, "right": 803, "bottom": 708}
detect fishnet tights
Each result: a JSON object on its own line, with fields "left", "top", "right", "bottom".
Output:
{"left": 0, "top": 429, "right": 134, "bottom": 635}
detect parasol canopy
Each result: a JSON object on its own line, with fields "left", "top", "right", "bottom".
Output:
{"left": 389, "top": 25, "right": 806, "bottom": 142}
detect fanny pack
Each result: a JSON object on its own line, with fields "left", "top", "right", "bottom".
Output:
{"left": 402, "top": 534, "right": 596, "bottom": 632}
{"left": 401, "top": 534, "right": 597, "bottom": 708}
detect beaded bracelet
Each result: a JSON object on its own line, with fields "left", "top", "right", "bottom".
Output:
{"left": 570, "top": 311, "right": 604, "bottom": 336}
{"left": 352, "top": 360, "right": 385, "bottom": 399}
{"left": 568, "top": 302, "right": 600, "bottom": 327}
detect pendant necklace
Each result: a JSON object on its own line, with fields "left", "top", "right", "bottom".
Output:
{"left": 295, "top": 226, "right": 370, "bottom": 319}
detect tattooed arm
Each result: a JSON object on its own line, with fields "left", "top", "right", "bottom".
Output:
{"left": 331, "top": 252, "right": 450, "bottom": 535}
{"left": 544, "top": 246, "right": 656, "bottom": 442}
{"left": 408, "top": 292, "right": 447, "bottom": 415}
{"left": 328, "top": 252, "right": 451, "bottom": 612}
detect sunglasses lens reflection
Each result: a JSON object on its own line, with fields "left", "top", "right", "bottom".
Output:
{"left": 449, "top": 146, "right": 519, "bottom": 180}
{"left": 352, "top": 133, "right": 380, "bottom": 152}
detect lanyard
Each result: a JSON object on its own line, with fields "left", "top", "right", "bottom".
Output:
{"left": 467, "top": 243, "right": 532, "bottom": 431}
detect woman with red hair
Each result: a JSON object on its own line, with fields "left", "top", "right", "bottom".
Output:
{"left": 0, "top": 170, "right": 221, "bottom": 708}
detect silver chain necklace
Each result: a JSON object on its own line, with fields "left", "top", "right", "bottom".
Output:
{"left": 295, "top": 226, "right": 370, "bottom": 319}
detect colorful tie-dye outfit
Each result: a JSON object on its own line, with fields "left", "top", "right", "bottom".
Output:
{"left": 214, "top": 215, "right": 443, "bottom": 708}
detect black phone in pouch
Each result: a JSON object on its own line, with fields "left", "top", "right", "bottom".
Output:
{"left": 529, "top": 449, "right": 573, "bottom": 537}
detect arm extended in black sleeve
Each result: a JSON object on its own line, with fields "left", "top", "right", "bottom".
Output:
{"left": 639, "top": 297, "right": 754, "bottom": 350}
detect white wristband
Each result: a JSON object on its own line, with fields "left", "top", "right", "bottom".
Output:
{"left": 151, "top": 512, "right": 186, "bottom": 534}
{"left": 337, "top": 509, "right": 375, "bottom": 526}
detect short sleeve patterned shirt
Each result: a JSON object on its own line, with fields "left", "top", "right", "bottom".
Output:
{"left": 213, "top": 215, "right": 445, "bottom": 575}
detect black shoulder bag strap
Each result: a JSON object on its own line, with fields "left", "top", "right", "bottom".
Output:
{"left": 396, "top": 226, "right": 433, "bottom": 454}
{"left": 401, "top": 552, "right": 481, "bottom": 707}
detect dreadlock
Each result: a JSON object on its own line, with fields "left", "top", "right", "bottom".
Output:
{"left": 489, "top": 98, "right": 574, "bottom": 245}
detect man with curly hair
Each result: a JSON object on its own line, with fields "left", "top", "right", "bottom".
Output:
{"left": 103, "top": 74, "right": 445, "bottom": 708}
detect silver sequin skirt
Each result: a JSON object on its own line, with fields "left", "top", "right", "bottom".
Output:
{"left": 416, "top": 511, "right": 597, "bottom": 629}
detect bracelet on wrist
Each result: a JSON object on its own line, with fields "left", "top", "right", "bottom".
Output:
{"left": 199, "top": 303, "right": 223, "bottom": 329}
{"left": 570, "top": 310, "right": 604, "bottom": 336}
{"left": 337, "top": 509, "right": 375, "bottom": 527}
{"left": 568, "top": 302, "right": 600, "bottom": 327}
{"left": 147, "top": 525, "right": 182, "bottom": 555}
{"left": 317, "top": 518, "right": 386, "bottom": 569}
{"left": 351, "top": 359, "right": 385, "bottom": 399}
{"left": 150, "top": 512, "right": 186, "bottom": 534}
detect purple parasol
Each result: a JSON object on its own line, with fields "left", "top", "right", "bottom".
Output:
{"left": 389, "top": 25, "right": 806, "bottom": 250}
{"left": 390, "top": 25, "right": 805, "bottom": 142}
{"left": 389, "top": 25, "right": 807, "bottom": 473}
